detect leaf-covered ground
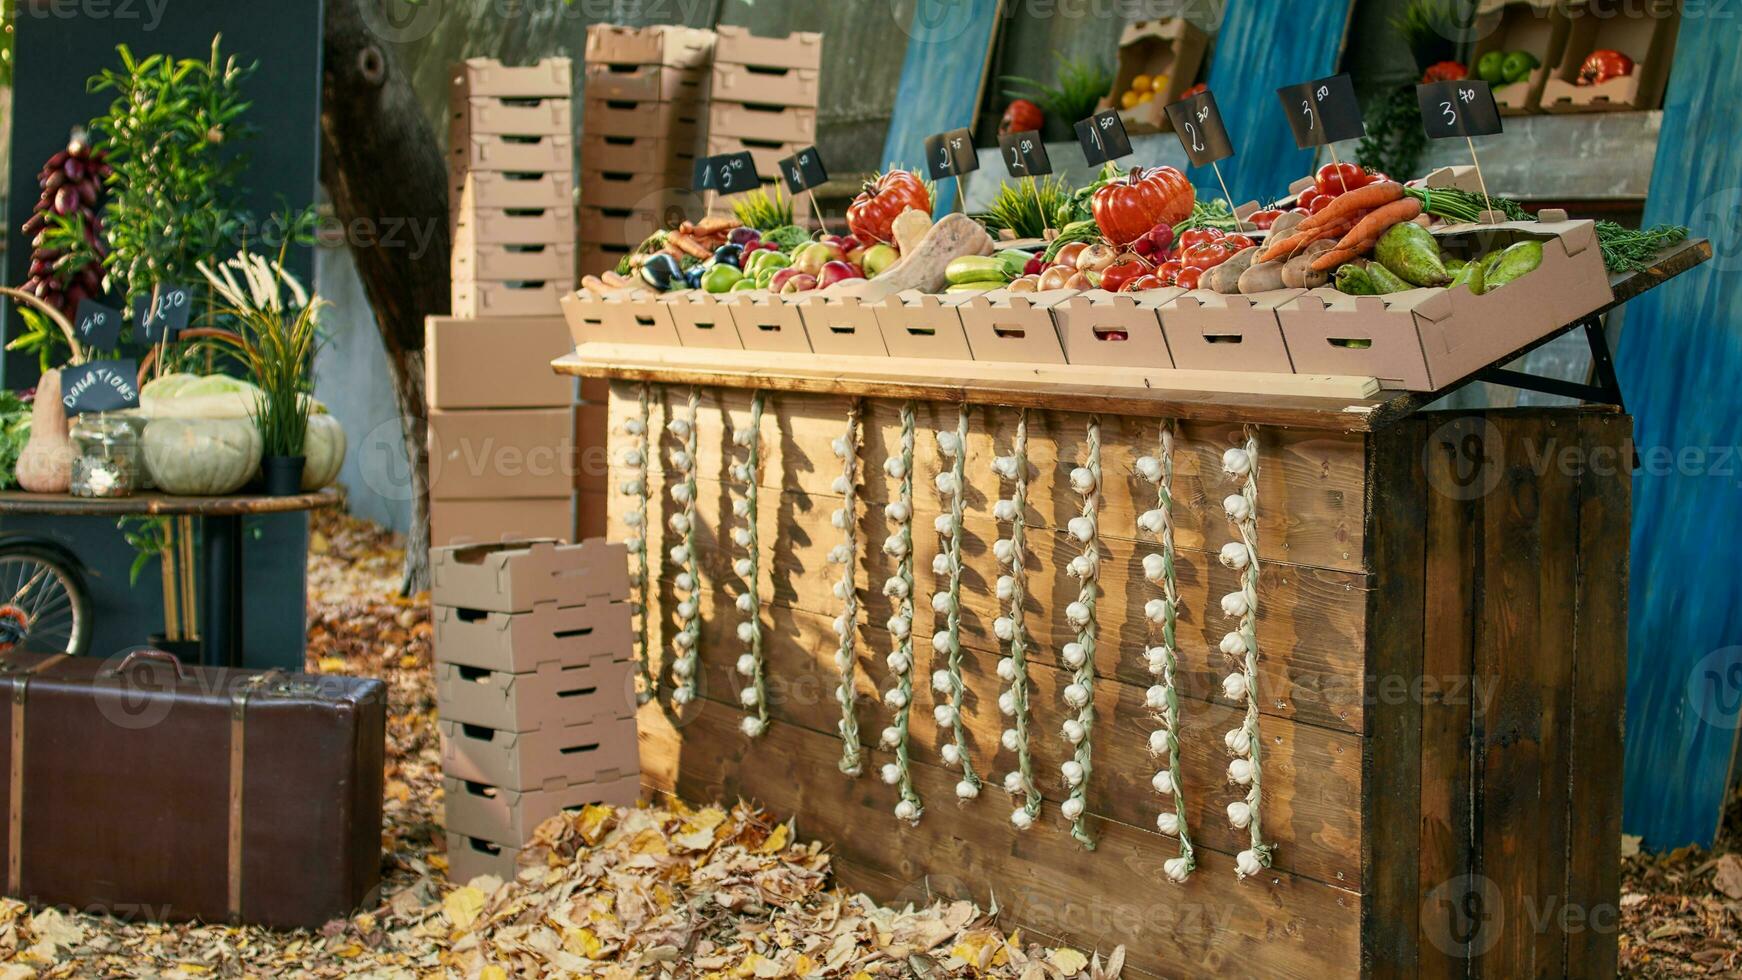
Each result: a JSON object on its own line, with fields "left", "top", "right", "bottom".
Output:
{"left": 0, "top": 510, "right": 1734, "bottom": 976}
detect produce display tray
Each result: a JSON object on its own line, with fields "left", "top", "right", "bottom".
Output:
{"left": 708, "top": 102, "right": 817, "bottom": 143}
{"left": 584, "top": 23, "right": 716, "bottom": 70}
{"left": 582, "top": 61, "right": 710, "bottom": 104}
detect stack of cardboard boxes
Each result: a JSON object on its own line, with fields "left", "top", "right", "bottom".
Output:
{"left": 706, "top": 27, "right": 822, "bottom": 208}
{"left": 434, "top": 539, "right": 640, "bottom": 883}
{"left": 580, "top": 25, "right": 716, "bottom": 277}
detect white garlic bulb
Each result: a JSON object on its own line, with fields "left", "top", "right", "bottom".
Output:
{"left": 887, "top": 615, "right": 910, "bottom": 638}
{"left": 1219, "top": 541, "right": 1251, "bottom": 570}
{"left": 831, "top": 475, "right": 853, "bottom": 495}
{"left": 936, "top": 430, "right": 962, "bottom": 457}
{"left": 1227, "top": 800, "right": 1252, "bottom": 828}
{"left": 1011, "top": 808, "right": 1034, "bottom": 830}
{"left": 1164, "top": 856, "right": 1191, "bottom": 882}
{"left": 1063, "top": 683, "right": 1089, "bottom": 708}
{"left": 620, "top": 478, "right": 645, "bottom": 496}
{"left": 739, "top": 687, "right": 760, "bottom": 707}
{"left": 827, "top": 544, "right": 851, "bottom": 564}
{"left": 992, "top": 539, "right": 1014, "bottom": 564}
{"left": 1067, "top": 515, "right": 1096, "bottom": 543}
{"left": 731, "top": 426, "right": 754, "bottom": 447}
{"left": 671, "top": 452, "right": 693, "bottom": 475}
{"left": 883, "top": 576, "right": 909, "bottom": 598}
{"left": 735, "top": 593, "right": 756, "bottom": 613}
{"left": 1157, "top": 812, "right": 1180, "bottom": 836}
{"left": 934, "top": 471, "right": 960, "bottom": 496}
{"left": 1062, "top": 719, "right": 1085, "bottom": 744}
{"left": 885, "top": 500, "right": 911, "bottom": 523}
{"left": 1224, "top": 493, "right": 1253, "bottom": 522}
{"left": 831, "top": 508, "right": 851, "bottom": 530}
{"left": 1236, "top": 849, "right": 1266, "bottom": 878}
{"left": 998, "top": 690, "right": 1017, "bottom": 716}
{"left": 831, "top": 435, "right": 852, "bottom": 459}
{"left": 734, "top": 558, "right": 754, "bottom": 578}
{"left": 736, "top": 653, "right": 756, "bottom": 676}
{"left": 1062, "top": 641, "right": 1087, "bottom": 668}
{"left": 1222, "top": 672, "right": 1249, "bottom": 701}
{"left": 1225, "top": 727, "right": 1252, "bottom": 755}
{"left": 886, "top": 651, "right": 911, "bottom": 674}
{"left": 1065, "top": 601, "right": 1091, "bottom": 626}
{"left": 740, "top": 717, "right": 766, "bottom": 737}
{"left": 622, "top": 448, "right": 644, "bottom": 467}
{"left": 736, "top": 622, "right": 755, "bottom": 643}
{"left": 1069, "top": 466, "right": 1096, "bottom": 494}
{"left": 732, "top": 497, "right": 751, "bottom": 518}
{"left": 1138, "top": 509, "right": 1166, "bottom": 534}
{"left": 1220, "top": 631, "right": 1248, "bottom": 657}
{"left": 931, "top": 669, "right": 954, "bottom": 693}
{"left": 1068, "top": 554, "right": 1097, "bottom": 580}
{"left": 1062, "top": 760, "right": 1084, "bottom": 785}
{"left": 1145, "top": 684, "right": 1168, "bottom": 710}
{"left": 996, "top": 575, "right": 1015, "bottom": 601}
{"left": 994, "top": 617, "right": 1015, "bottom": 641}
{"left": 883, "top": 457, "right": 907, "bottom": 479}
{"left": 1142, "top": 552, "right": 1166, "bottom": 582}
{"left": 941, "top": 743, "right": 961, "bottom": 766}
{"left": 1222, "top": 447, "right": 1252, "bottom": 477}
{"left": 883, "top": 534, "right": 909, "bottom": 558}
{"left": 624, "top": 419, "right": 646, "bottom": 437}
{"left": 996, "top": 657, "right": 1016, "bottom": 682}
{"left": 1151, "top": 770, "right": 1175, "bottom": 795}
{"left": 730, "top": 463, "right": 751, "bottom": 482}
{"left": 880, "top": 726, "right": 901, "bottom": 748}
{"left": 934, "top": 553, "right": 955, "bottom": 575}
{"left": 1003, "top": 771, "right": 1025, "bottom": 794}
{"left": 895, "top": 799, "right": 919, "bottom": 822}
{"left": 675, "top": 573, "right": 695, "bottom": 593}
{"left": 623, "top": 511, "right": 644, "bottom": 528}
{"left": 1149, "top": 728, "right": 1172, "bottom": 755}
{"left": 1061, "top": 797, "right": 1084, "bottom": 821}
{"left": 732, "top": 527, "right": 752, "bottom": 548}
{"left": 1144, "top": 598, "right": 1168, "bottom": 623}
{"left": 931, "top": 592, "right": 953, "bottom": 615}
{"left": 993, "top": 498, "right": 1018, "bottom": 522}
{"left": 1228, "top": 758, "right": 1254, "bottom": 784}
{"left": 955, "top": 780, "right": 978, "bottom": 800}
{"left": 933, "top": 703, "right": 956, "bottom": 727}
{"left": 1001, "top": 729, "right": 1019, "bottom": 751}
{"left": 881, "top": 763, "right": 901, "bottom": 785}
{"left": 1221, "top": 591, "right": 1250, "bottom": 617}
{"left": 933, "top": 513, "right": 956, "bottom": 535}
{"left": 1145, "top": 646, "right": 1170, "bottom": 674}
{"left": 1134, "top": 455, "right": 1163, "bottom": 482}
{"left": 883, "top": 688, "right": 908, "bottom": 709}
{"left": 667, "top": 418, "right": 691, "bottom": 437}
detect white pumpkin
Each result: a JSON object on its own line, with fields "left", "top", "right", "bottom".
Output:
{"left": 300, "top": 413, "right": 346, "bottom": 491}
{"left": 142, "top": 418, "right": 261, "bottom": 495}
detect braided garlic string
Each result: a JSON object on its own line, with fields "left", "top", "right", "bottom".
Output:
{"left": 1061, "top": 417, "right": 1102, "bottom": 850}
{"left": 730, "top": 391, "right": 768, "bottom": 738}
{"left": 930, "top": 406, "right": 981, "bottom": 802}
{"left": 878, "top": 402, "right": 924, "bottom": 823}
{"left": 1135, "top": 421, "right": 1196, "bottom": 882}
{"left": 1220, "top": 425, "right": 1272, "bottom": 878}
{"left": 829, "top": 401, "right": 865, "bottom": 777}
{"left": 993, "top": 410, "right": 1041, "bottom": 828}
{"left": 617, "top": 383, "right": 654, "bottom": 704}
{"left": 666, "top": 387, "right": 703, "bottom": 708}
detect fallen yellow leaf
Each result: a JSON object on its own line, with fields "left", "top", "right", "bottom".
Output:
{"left": 316, "top": 656, "right": 346, "bottom": 673}
{"left": 760, "top": 822, "right": 790, "bottom": 854}
{"left": 443, "top": 886, "right": 487, "bottom": 930}
{"left": 576, "top": 803, "right": 615, "bottom": 845}
{"left": 1048, "top": 947, "right": 1089, "bottom": 975}
{"left": 480, "top": 967, "right": 510, "bottom": 980}
{"left": 564, "top": 927, "right": 604, "bottom": 959}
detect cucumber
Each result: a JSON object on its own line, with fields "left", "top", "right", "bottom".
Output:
{"left": 946, "top": 254, "right": 1010, "bottom": 285}
{"left": 944, "top": 280, "right": 1002, "bottom": 293}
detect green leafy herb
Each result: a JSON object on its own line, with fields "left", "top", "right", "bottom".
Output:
{"left": 731, "top": 185, "right": 794, "bottom": 231}
{"left": 974, "top": 175, "right": 1074, "bottom": 239}
{"left": 118, "top": 516, "right": 172, "bottom": 586}
{"left": 1596, "top": 221, "right": 1690, "bottom": 273}
{"left": 1173, "top": 198, "right": 1241, "bottom": 235}
{"left": 1003, "top": 55, "right": 1112, "bottom": 127}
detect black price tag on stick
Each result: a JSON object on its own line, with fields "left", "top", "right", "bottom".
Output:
{"left": 1165, "top": 89, "right": 1234, "bottom": 167}
{"left": 1417, "top": 80, "right": 1503, "bottom": 138}
{"left": 60, "top": 359, "right": 140, "bottom": 417}
{"left": 998, "top": 130, "right": 1052, "bottom": 177}
{"left": 133, "top": 283, "right": 192, "bottom": 343}
{"left": 923, "top": 128, "right": 978, "bottom": 180}
{"left": 778, "top": 147, "right": 828, "bottom": 195}
{"left": 691, "top": 156, "right": 715, "bottom": 192}
{"left": 1276, "top": 73, "right": 1365, "bottom": 148}
{"left": 1075, "top": 109, "right": 1133, "bottom": 166}
{"left": 73, "top": 298, "right": 123, "bottom": 351}
{"left": 712, "top": 151, "right": 762, "bottom": 195}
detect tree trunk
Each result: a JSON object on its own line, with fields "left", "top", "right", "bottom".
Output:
{"left": 318, "top": 0, "right": 450, "bottom": 594}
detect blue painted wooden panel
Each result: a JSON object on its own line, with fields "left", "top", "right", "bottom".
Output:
{"left": 880, "top": 0, "right": 1005, "bottom": 215}
{"left": 1198, "top": 0, "right": 1354, "bottom": 200}
{"left": 1618, "top": 18, "right": 1742, "bottom": 849}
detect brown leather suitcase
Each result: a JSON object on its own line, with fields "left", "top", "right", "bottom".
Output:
{"left": 0, "top": 649, "right": 385, "bottom": 929}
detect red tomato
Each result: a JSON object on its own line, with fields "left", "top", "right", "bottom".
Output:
{"left": 1181, "top": 241, "right": 1233, "bottom": 271}
{"left": 846, "top": 170, "right": 931, "bottom": 245}
{"left": 1125, "top": 274, "right": 1164, "bottom": 292}
{"left": 1308, "top": 194, "right": 1335, "bottom": 215}
{"left": 1296, "top": 187, "right": 1322, "bottom": 210}
{"left": 1175, "top": 267, "right": 1204, "bottom": 290}
{"left": 1316, "top": 163, "right": 1365, "bottom": 197}
{"left": 1223, "top": 233, "right": 1256, "bottom": 252}
{"left": 1090, "top": 166, "right": 1196, "bottom": 246}
{"left": 999, "top": 99, "right": 1044, "bottom": 136}
{"left": 1098, "top": 257, "right": 1152, "bottom": 293}
{"left": 1248, "top": 209, "right": 1283, "bottom": 230}
{"left": 1178, "top": 228, "right": 1224, "bottom": 250}
{"left": 1180, "top": 83, "right": 1208, "bottom": 100}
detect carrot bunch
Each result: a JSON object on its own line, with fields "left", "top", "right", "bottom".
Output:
{"left": 1259, "top": 180, "right": 1405, "bottom": 264}
{"left": 1311, "top": 198, "right": 1423, "bottom": 271}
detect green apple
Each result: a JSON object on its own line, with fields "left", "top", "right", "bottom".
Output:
{"left": 1501, "top": 51, "right": 1540, "bottom": 84}
{"left": 1476, "top": 50, "right": 1507, "bottom": 84}
{"left": 861, "top": 243, "right": 899, "bottom": 278}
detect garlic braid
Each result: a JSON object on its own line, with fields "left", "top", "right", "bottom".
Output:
{"left": 666, "top": 386, "right": 704, "bottom": 708}
{"left": 617, "top": 382, "right": 654, "bottom": 705}
{"left": 829, "top": 401, "right": 865, "bottom": 777}
{"left": 730, "top": 391, "right": 768, "bottom": 738}
{"left": 1219, "top": 426, "right": 1272, "bottom": 878}
{"left": 1060, "top": 417, "right": 1102, "bottom": 850}
{"left": 993, "top": 410, "right": 1041, "bottom": 828}
{"left": 1136, "top": 421, "right": 1195, "bottom": 882}
{"left": 878, "top": 402, "right": 924, "bottom": 823}
{"left": 929, "top": 406, "right": 981, "bottom": 802}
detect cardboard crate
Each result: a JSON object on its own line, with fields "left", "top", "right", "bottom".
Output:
{"left": 438, "top": 717, "right": 639, "bottom": 793}
{"left": 713, "top": 26, "right": 823, "bottom": 71}
{"left": 450, "top": 94, "right": 572, "bottom": 137}
{"left": 583, "top": 61, "right": 709, "bottom": 104}
{"left": 451, "top": 170, "right": 574, "bottom": 214}
{"left": 710, "top": 62, "right": 819, "bottom": 109}
{"left": 436, "top": 657, "right": 637, "bottom": 733}
{"left": 723, "top": 291, "right": 813, "bottom": 354}
{"left": 580, "top": 133, "right": 699, "bottom": 177}
{"left": 873, "top": 291, "right": 974, "bottom": 360}
{"left": 428, "top": 408, "right": 579, "bottom": 501}
{"left": 795, "top": 295, "right": 888, "bottom": 356}
{"left": 426, "top": 316, "right": 575, "bottom": 410}
{"left": 583, "top": 98, "right": 706, "bottom": 143}
{"left": 1053, "top": 290, "right": 1175, "bottom": 369}
{"left": 664, "top": 292, "right": 742, "bottom": 349}
{"left": 1096, "top": 19, "right": 1210, "bottom": 134}
{"left": 431, "top": 499, "right": 573, "bottom": 547}
{"left": 708, "top": 101, "right": 817, "bottom": 144}
{"left": 1469, "top": 0, "right": 1571, "bottom": 115}
{"left": 1160, "top": 289, "right": 1300, "bottom": 374}
{"left": 453, "top": 58, "right": 572, "bottom": 99}
{"left": 579, "top": 243, "right": 634, "bottom": 279}
{"left": 452, "top": 132, "right": 573, "bottom": 173}
{"left": 451, "top": 240, "right": 576, "bottom": 284}
{"left": 584, "top": 23, "right": 715, "bottom": 69}
{"left": 955, "top": 290, "right": 1076, "bottom": 364}
{"left": 581, "top": 168, "right": 692, "bottom": 208}
{"left": 704, "top": 135, "right": 806, "bottom": 181}
{"left": 431, "top": 538, "right": 628, "bottom": 613}
{"left": 443, "top": 773, "right": 641, "bottom": 846}
{"left": 579, "top": 204, "right": 675, "bottom": 249}
{"left": 452, "top": 281, "right": 571, "bottom": 319}
{"left": 1540, "top": 0, "right": 1679, "bottom": 113}
{"left": 452, "top": 206, "right": 575, "bottom": 246}
{"left": 446, "top": 831, "right": 523, "bottom": 884}
{"left": 432, "top": 598, "right": 631, "bottom": 674}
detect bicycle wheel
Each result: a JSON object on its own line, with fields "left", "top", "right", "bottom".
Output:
{"left": 0, "top": 545, "right": 92, "bottom": 657}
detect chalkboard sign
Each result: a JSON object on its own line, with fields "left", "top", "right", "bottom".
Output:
{"left": 1075, "top": 109, "right": 1133, "bottom": 166}
{"left": 923, "top": 128, "right": 978, "bottom": 180}
{"left": 778, "top": 147, "right": 829, "bottom": 195}
{"left": 711, "top": 152, "right": 762, "bottom": 195}
{"left": 691, "top": 156, "right": 715, "bottom": 192}
{"left": 1165, "top": 90, "right": 1234, "bottom": 167}
{"left": 1417, "top": 80, "right": 1503, "bottom": 139}
{"left": 60, "top": 358, "right": 140, "bottom": 416}
{"left": 133, "top": 283, "right": 193, "bottom": 343}
{"left": 998, "top": 130, "right": 1052, "bottom": 177}
{"left": 73, "top": 298, "right": 123, "bottom": 351}
{"left": 1276, "top": 73, "right": 1364, "bottom": 148}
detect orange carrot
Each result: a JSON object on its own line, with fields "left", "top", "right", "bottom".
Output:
{"left": 1292, "top": 180, "right": 1404, "bottom": 239}
{"left": 1310, "top": 246, "right": 1364, "bottom": 272}
{"left": 1261, "top": 216, "right": 1359, "bottom": 263}
{"left": 1326, "top": 198, "right": 1423, "bottom": 256}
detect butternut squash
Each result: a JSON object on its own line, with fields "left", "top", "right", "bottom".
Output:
{"left": 16, "top": 368, "right": 74, "bottom": 493}
{"left": 831, "top": 212, "right": 995, "bottom": 302}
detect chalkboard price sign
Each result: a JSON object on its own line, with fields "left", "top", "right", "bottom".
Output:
{"left": 1417, "top": 80, "right": 1503, "bottom": 139}
{"left": 1075, "top": 109, "right": 1133, "bottom": 166}
{"left": 998, "top": 130, "right": 1053, "bottom": 178}
{"left": 60, "top": 359, "right": 140, "bottom": 416}
{"left": 133, "top": 283, "right": 193, "bottom": 343}
{"left": 1165, "top": 89, "right": 1234, "bottom": 167}
{"left": 711, "top": 152, "right": 762, "bottom": 195}
{"left": 691, "top": 156, "right": 715, "bottom": 193}
{"left": 74, "top": 298, "right": 123, "bottom": 351}
{"left": 1276, "top": 73, "right": 1365, "bottom": 148}
{"left": 924, "top": 128, "right": 978, "bottom": 180}
{"left": 778, "top": 147, "right": 829, "bottom": 195}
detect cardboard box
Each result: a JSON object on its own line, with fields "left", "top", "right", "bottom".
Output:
{"left": 873, "top": 291, "right": 973, "bottom": 360}
{"left": 452, "top": 170, "right": 574, "bottom": 214}
{"left": 451, "top": 132, "right": 573, "bottom": 173}
{"left": 583, "top": 61, "right": 710, "bottom": 103}
{"left": 956, "top": 290, "right": 1076, "bottom": 364}
{"left": 443, "top": 773, "right": 641, "bottom": 846}
{"left": 432, "top": 598, "right": 632, "bottom": 674}
{"left": 1053, "top": 291, "right": 1174, "bottom": 369}
{"left": 451, "top": 241, "right": 576, "bottom": 284}
{"left": 446, "top": 831, "right": 523, "bottom": 884}
{"left": 723, "top": 291, "right": 814, "bottom": 354}
{"left": 796, "top": 295, "right": 889, "bottom": 356}
{"left": 452, "top": 206, "right": 575, "bottom": 246}
{"left": 437, "top": 657, "right": 637, "bottom": 733}
{"left": 439, "top": 716, "right": 640, "bottom": 792}
{"left": 451, "top": 281, "right": 571, "bottom": 319}
{"left": 432, "top": 538, "right": 627, "bottom": 613}
{"left": 450, "top": 95, "right": 572, "bottom": 137}
{"left": 426, "top": 316, "right": 575, "bottom": 410}
{"left": 562, "top": 289, "right": 682, "bottom": 347}
{"left": 710, "top": 62, "right": 819, "bottom": 109}
{"left": 713, "top": 26, "right": 823, "bottom": 71}
{"left": 575, "top": 487, "right": 607, "bottom": 540}
{"left": 584, "top": 24, "right": 715, "bottom": 69}
{"left": 581, "top": 169, "right": 692, "bottom": 208}
{"left": 1161, "top": 290, "right": 1300, "bottom": 374}
{"left": 431, "top": 499, "right": 573, "bottom": 547}
{"left": 652, "top": 292, "right": 736, "bottom": 349}
{"left": 1096, "top": 19, "right": 1209, "bottom": 134}
{"left": 579, "top": 243, "right": 634, "bottom": 278}
{"left": 428, "top": 408, "right": 579, "bottom": 501}
{"left": 580, "top": 133, "right": 700, "bottom": 177}
{"left": 704, "top": 135, "right": 806, "bottom": 181}
{"left": 582, "top": 98, "right": 706, "bottom": 143}
{"left": 453, "top": 58, "right": 572, "bottom": 99}
{"left": 1540, "top": 0, "right": 1679, "bottom": 113}
{"left": 1469, "top": 0, "right": 1570, "bottom": 114}
{"left": 708, "top": 102, "right": 818, "bottom": 143}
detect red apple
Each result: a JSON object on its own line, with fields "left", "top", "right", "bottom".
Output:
{"left": 817, "top": 260, "right": 864, "bottom": 288}
{"left": 778, "top": 273, "right": 818, "bottom": 294}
